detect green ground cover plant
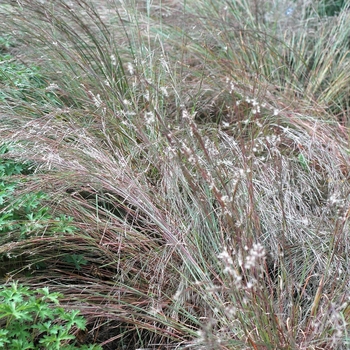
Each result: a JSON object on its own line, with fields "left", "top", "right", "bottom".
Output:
{"left": 0, "top": 0, "right": 350, "bottom": 348}
{"left": 0, "top": 282, "right": 101, "bottom": 349}
{"left": 0, "top": 142, "right": 80, "bottom": 277}
{"left": 0, "top": 53, "right": 61, "bottom": 108}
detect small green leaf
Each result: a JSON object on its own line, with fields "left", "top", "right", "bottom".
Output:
{"left": 32, "top": 320, "right": 52, "bottom": 333}
{"left": 38, "top": 288, "right": 62, "bottom": 304}
{"left": 60, "top": 309, "right": 86, "bottom": 330}
{"left": 63, "top": 254, "right": 88, "bottom": 270}
{"left": 298, "top": 153, "right": 309, "bottom": 171}
{"left": 0, "top": 329, "right": 10, "bottom": 347}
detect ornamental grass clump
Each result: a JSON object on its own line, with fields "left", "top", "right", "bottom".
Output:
{"left": 1, "top": 0, "right": 350, "bottom": 348}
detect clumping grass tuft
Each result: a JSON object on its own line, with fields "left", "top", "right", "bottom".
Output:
{"left": 1, "top": 0, "right": 350, "bottom": 349}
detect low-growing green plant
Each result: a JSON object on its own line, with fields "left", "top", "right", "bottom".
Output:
{"left": 0, "top": 51, "right": 62, "bottom": 108}
{"left": 0, "top": 282, "right": 101, "bottom": 350}
{"left": 1, "top": 144, "right": 78, "bottom": 276}
{"left": 0, "top": 35, "right": 13, "bottom": 53}
{"left": 0, "top": 143, "right": 32, "bottom": 176}
{"left": 0, "top": 53, "right": 42, "bottom": 101}
{"left": 1, "top": 144, "right": 76, "bottom": 239}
